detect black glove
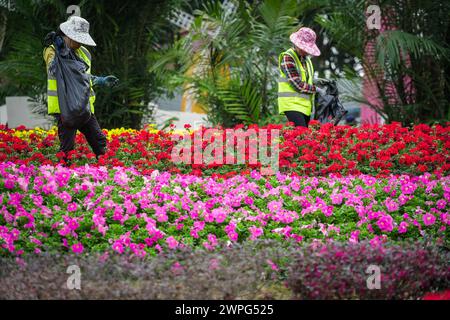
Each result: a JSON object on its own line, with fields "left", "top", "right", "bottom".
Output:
{"left": 54, "top": 35, "right": 65, "bottom": 52}
{"left": 43, "top": 31, "right": 56, "bottom": 47}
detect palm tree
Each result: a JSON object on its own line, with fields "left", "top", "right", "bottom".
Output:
{"left": 309, "top": 0, "right": 450, "bottom": 125}
{"left": 152, "top": 0, "right": 300, "bottom": 127}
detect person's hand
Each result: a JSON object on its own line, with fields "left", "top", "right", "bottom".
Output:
{"left": 93, "top": 76, "right": 119, "bottom": 87}
{"left": 104, "top": 75, "right": 119, "bottom": 87}
{"left": 316, "top": 86, "right": 327, "bottom": 96}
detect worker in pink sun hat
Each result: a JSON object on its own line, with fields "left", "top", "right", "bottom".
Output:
{"left": 278, "top": 27, "right": 325, "bottom": 128}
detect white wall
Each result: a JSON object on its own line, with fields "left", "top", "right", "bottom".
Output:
{"left": 4, "top": 96, "right": 53, "bottom": 129}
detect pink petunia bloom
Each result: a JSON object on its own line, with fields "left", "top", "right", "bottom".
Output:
{"left": 377, "top": 214, "right": 394, "bottom": 233}
{"left": 400, "top": 183, "right": 417, "bottom": 195}
{"left": 266, "top": 259, "right": 279, "bottom": 272}
{"left": 384, "top": 198, "right": 399, "bottom": 212}
{"left": 112, "top": 240, "right": 124, "bottom": 254}
{"left": 249, "top": 226, "right": 263, "bottom": 240}
{"left": 398, "top": 221, "right": 408, "bottom": 234}
{"left": 228, "top": 231, "right": 238, "bottom": 242}
{"left": 369, "top": 236, "right": 382, "bottom": 248}
{"left": 71, "top": 243, "right": 84, "bottom": 254}
{"left": 166, "top": 236, "right": 179, "bottom": 249}
{"left": 267, "top": 200, "right": 283, "bottom": 213}
{"left": 436, "top": 200, "right": 447, "bottom": 210}
{"left": 423, "top": 213, "right": 436, "bottom": 226}
{"left": 59, "top": 191, "right": 72, "bottom": 204}
{"left": 212, "top": 208, "right": 227, "bottom": 224}
{"left": 67, "top": 202, "right": 78, "bottom": 212}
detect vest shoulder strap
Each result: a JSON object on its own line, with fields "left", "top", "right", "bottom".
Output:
{"left": 78, "top": 46, "right": 92, "bottom": 63}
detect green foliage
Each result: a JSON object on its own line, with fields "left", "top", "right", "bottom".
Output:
{"left": 0, "top": 0, "right": 180, "bottom": 129}
{"left": 153, "top": 0, "right": 299, "bottom": 127}
{"left": 313, "top": 0, "right": 450, "bottom": 126}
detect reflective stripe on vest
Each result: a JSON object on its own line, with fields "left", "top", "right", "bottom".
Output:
{"left": 46, "top": 45, "right": 96, "bottom": 114}
{"left": 277, "top": 48, "right": 315, "bottom": 116}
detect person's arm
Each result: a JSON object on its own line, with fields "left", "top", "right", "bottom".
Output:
{"left": 280, "top": 54, "right": 317, "bottom": 94}
{"left": 91, "top": 75, "right": 119, "bottom": 87}
{"left": 43, "top": 46, "right": 57, "bottom": 76}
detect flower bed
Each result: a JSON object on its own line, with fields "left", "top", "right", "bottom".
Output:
{"left": 1, "top": 162, "right": 448, "bottom": 256}
{"left": 0, "top": 122, "right": 449, "bottom": 177}
{"left": 0, "top": 240, "right": 448, "bottom": 300}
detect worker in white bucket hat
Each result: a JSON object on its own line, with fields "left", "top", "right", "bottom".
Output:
{"left": 43, "top": 16, "right": 119, "bottom": 165}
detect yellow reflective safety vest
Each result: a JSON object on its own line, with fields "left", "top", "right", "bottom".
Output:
{"left": 278, "top": 48, "right": 315, "bottom": 116}
{"left": 45, "top": 45, "right": 96, "bottom": 115}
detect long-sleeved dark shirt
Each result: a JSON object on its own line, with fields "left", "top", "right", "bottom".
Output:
{"left": 280, "top": 51, "right": 317, "bottom": 94}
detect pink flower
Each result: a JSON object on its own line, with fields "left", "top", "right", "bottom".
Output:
{"left": 398, "top": 221, "right": 408, "bottom": 234}
{"left": 267, "top": 259, "right": 279, "bottom": 272}
{"left": 58, "top": 225, "right": 71, "bottom": 237}
{"left": 384, "top": 198, "right": 399, "bottom": 212}
{"left": 377, "top": 214, "right": 394, "bottom": 233}
{"left": 112, "top": 240, "right": 124, "bottom": 254}
{"left": 212, "top": 208, "right": 227, "bottom": 224}
{"left": 228, "top": 231, "right": 238, "bottom": 242}
{"left": 207, "top": 234, "right": 218, "bottom": 247}
{"left": 322, "top": 205, "right": 333, "bottom": 217}
{"left": 67, "top": 202, "right": 78, "bottom": 212}
{"left": 370, "top": 236, "right": 382, "bottom": 248}
{"left": 400, "top": 183, "right": 417, "bottom": 195}
{"left": 244, "top": 197, "right": 254, "bottom": 206}
{"left": 268, "top": 200, "right": 283, "bottom": 213}
{"left": 423, "top": 213, "right": 436, "bottom": 226}
{"left": 166, "top": 236, "right": 179, "bottom": 249}
{"left": 249, "top": 226, "right": 263, "bottom": 240}
{"left": 436, "top": 200, "right": 447, "bottom": 210}
{"left": 71, "top": 243, "right": 84, "bottom": 254}
{"left": 59, "top": 191, "right": 72, "bottom": 204}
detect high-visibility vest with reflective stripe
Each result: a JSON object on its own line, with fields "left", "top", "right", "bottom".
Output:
{"left": 46, "top": 45, "right": 96, "bottom": 114}
{"left": 278, "top": 48, "right": 315, "bottom": 116}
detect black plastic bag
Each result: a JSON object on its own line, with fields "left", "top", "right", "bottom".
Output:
{"left": 314, "top": 80, "right": 348, "bottom": 125}
{"left": 54, "top": 43, "right": 92, "bottom": 128}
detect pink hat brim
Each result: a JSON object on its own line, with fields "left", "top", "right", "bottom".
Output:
{"left": 290, "top": 33, "right": 321, "bottom": 57}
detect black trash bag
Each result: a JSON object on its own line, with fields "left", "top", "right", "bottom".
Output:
{"left": 314, "top": 79, "right": 348, "bottom": 125}
{"left": 53, "top": 40, "right": 92, "bottom": 128}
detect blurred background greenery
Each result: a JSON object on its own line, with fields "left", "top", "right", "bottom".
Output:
{"left": 0, "top": 0, "right": 449, "bottom": 129}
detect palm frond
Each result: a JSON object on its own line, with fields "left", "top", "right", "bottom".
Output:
{"left": 376, "top": 30, "right": 450, "bottom": 70}
{"left": 217, "top": 78, "right": 261, "bottom": 124}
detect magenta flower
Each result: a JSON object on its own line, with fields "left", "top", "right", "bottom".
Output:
{"left": 228, "top": 231, "right": 238, "bottom": 242}
{"left": 384, "top": 198, "right": 399, "bottom": 212}
{"left": 268, "top": 200, "right": 283, "bottom": 213}
{"left": 59, "top": 191, "right": 72, "bottom": 204}
{"left": 266, "top": 259, "right": 279, "bottom": 272}
{"left": 166, "top": 236, "right": 179, "bottom": 249}
{"left": 436, "top": 199, "right": 447, "bottom": 210}
{"left": 67, "top": 202, "right": 78, "bottom": 212}
{"left": 401, "top": 183, "right": 417, "bottom": 195}
{"left": 423, "top": 213, "right": 436, "bottom": 226}
{"left": 377, "top": 214, "right": 394, "bottom": 233}
{"left": 112, "top": 240, "right": 124, "bottom": 254}
{"left": 212, "top": 208, "right": 227, "bottom": 224}
{"left": 71, "top": 243, "right": 84, "bottom": 254}
{"left": 249, "top": 226, "right": 263, "bottom": 240}
{"left": 398, "top": 221, "right": 408, "bottom": 234}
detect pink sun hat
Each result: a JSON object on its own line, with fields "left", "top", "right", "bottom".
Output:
{"left": 289, "top": 27, "right": 321, "bottom": 57}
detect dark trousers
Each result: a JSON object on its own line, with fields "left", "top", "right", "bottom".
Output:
{"left": 285, "top": 111, "right": 310, "bottom": 128}
{"left": 54, "top": 114, "right": 107, "bottom": 161}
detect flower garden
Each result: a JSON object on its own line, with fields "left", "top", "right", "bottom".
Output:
{"left": 1, "top": 121, "right": 449, "bottom": 299}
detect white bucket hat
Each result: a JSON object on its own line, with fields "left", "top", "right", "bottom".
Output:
{"left": 60, "top": 16, "right": 96, "bottom": 47}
